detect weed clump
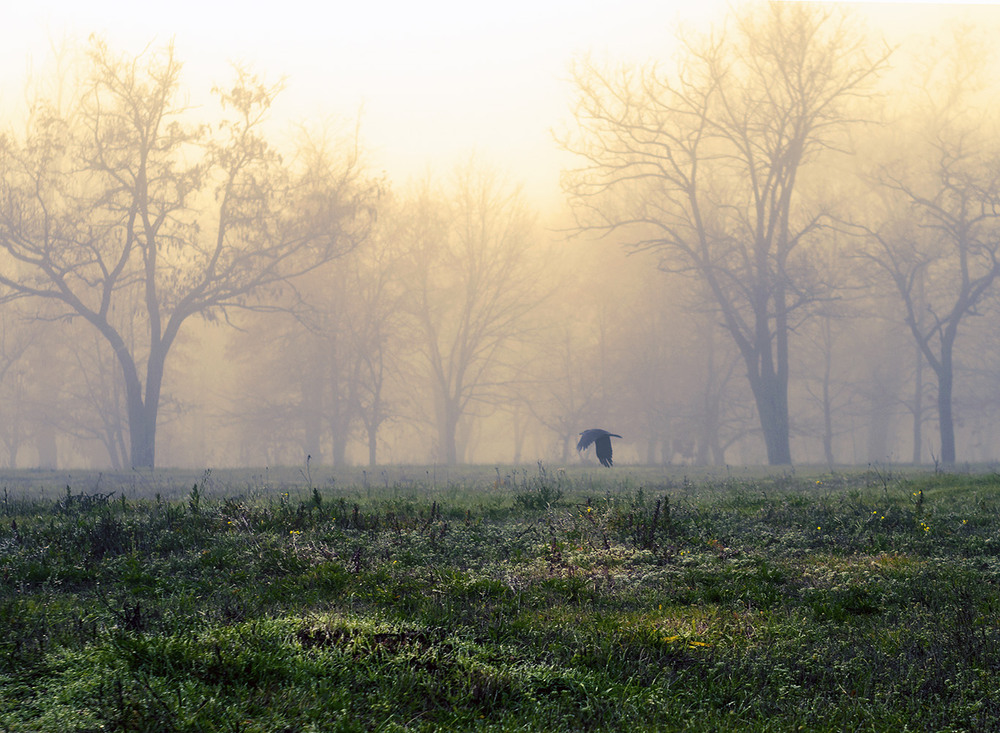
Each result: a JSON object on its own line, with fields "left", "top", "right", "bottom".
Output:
{"left": 510, "top": 463, "right": 565, "bottom": 510}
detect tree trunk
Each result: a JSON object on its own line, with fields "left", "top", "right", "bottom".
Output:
{"left": 128, "top": 399, "right": 156, "bottom": 469}
{"left": 438, "top": 409, "right": 459, "bottom": 465}
{"left": 367, "top": 429, "right": 377, "bottom": 467}
{"left": 867, "top": 397, "right": 891, "bottom": 464}
{"left": 117, "top": 335, "right": 161, "bottom": 470}
{"left": 434, "top": 389, "right": 461, "bottom": 465}
{"left": 119, "top": 363, "right": 156, "bottom": 469}
{"left": 328, "top": 398, "right": 351, "bottom": 466}
{"left": 36, "top": 421, "right": 57, "bottom": 469}
{"left": 698, "top": 329, "right": 724, "bottom": 466}
{"left": 331, "top": 434, "right": 348, "bottom": 466}
{"left": 441, "top": 430, "right": 458, "bottom": 465}
{"left": 740, "top": 270, "right": 793, "bottom": 466}
{"left": 937, "top": 356, "right": 956, "bottom": 465}
{"left": 750, "top": 372, "right": 792, "bottom": 465}
{"left": 912, "top": 342, "right": 924, "bottom": 465}
{"left": 362, "top": 393, "right": 383, "bottom": 467}
{"left": 821, "top": 325, "right": 835, "bottom": 468}
{"left": 822, "top": 395, "right": 835, "bottom": 469}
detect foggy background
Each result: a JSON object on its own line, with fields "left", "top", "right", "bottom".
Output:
{"left": 1, "top": 1, "right": 999, "bottom": 469}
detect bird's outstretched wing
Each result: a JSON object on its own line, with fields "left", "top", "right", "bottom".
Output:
{"left": 576, "top": 429, "right": 603, "bottom": 453}
{"left": 577, "top": 429, "right": 622, "bottom": 467}
{"left": 595, "top": 435, "right": 614, "bottom": 467}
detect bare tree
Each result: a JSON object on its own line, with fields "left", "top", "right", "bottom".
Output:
{"left": 855, "top": 159, "right": 1000, "bottom": 466}
{"left": 0, "top": 39, "right": 376, "bottom": 467}
{"left": 224, "top": 190, "right": 406, "bottom": 467}
{"left": 400, "top": 162, "right": 544, "bottom": 464}
{"left": 345, "top": 218, "right": 407, "bottom": 466}
{"left": 561, "top": 3, "right": 889, "bottom": 464}
{"left": 852, "top": 29, "right": 1000, "bottom": 465}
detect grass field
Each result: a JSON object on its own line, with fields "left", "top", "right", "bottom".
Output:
{"left": 2, "top": 463, "right": 1000, "bottom": 731}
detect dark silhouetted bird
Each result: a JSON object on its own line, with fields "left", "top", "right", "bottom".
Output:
{"left": 576, "top": 428, "right": 622, "bottom": 467}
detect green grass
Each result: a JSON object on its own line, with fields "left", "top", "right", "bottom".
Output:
{"left": 2, "top": 465, "right": 1000, "bottom": 731}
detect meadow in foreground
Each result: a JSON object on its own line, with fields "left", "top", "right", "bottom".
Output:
{"left": 2, "top": 464, "right": 1000, "bottom": 731}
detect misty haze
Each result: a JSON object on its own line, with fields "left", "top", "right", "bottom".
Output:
{"left": 0, "top": 1, "right": 999, "bottom": 470}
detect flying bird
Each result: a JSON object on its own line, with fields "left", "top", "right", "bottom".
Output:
{"left": 577, "top": 428, "right": 622, "bottom": 467}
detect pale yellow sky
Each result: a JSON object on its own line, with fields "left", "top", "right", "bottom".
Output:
{"left": 1, "top": 1, "right": 997, "bottom": 203}
{"left": 0, "top": 0, "right": 724, "bottom": 203}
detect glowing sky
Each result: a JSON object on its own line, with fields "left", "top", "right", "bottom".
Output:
{"left": 1, "top": 1, "right": 997, "bottom": 202}
{"left": 0, "top": 1, "right": 728, "bottom": 200}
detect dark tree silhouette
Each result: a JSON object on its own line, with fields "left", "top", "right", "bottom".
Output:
{"left": 0, "top": 39, "right": 377, "bottom": 467}
{"left": 401, "top": 161, "right": 543, "bottom": 465}
{"left": 852, "top": 29, "right": 1000, "bottom": 466}
{"left": 562, "top": 4, "right": 888, "bottom": 465}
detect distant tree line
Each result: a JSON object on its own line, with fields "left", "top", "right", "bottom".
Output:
{"left": 1, "top": 6, "right": 999, "bottom": 468}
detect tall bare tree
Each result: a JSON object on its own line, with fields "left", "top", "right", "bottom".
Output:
{"left": 401, "top": 162, "right": 544, "bottom": 464}
{"left": 345, "top": 215, "right": 407, "bottom": 466}
{"left": 0, "top": 39, "right": 376, "bottom": 467}
{"left": 852, "top": 28, "right": 1000, "bottom": 466}
{"left": 561, "top": 3, "right": 888, "bottom": 464}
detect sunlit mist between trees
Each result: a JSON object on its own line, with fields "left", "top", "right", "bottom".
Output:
{"left": 1, "top": 2, "right": 999, "bottom": 469}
